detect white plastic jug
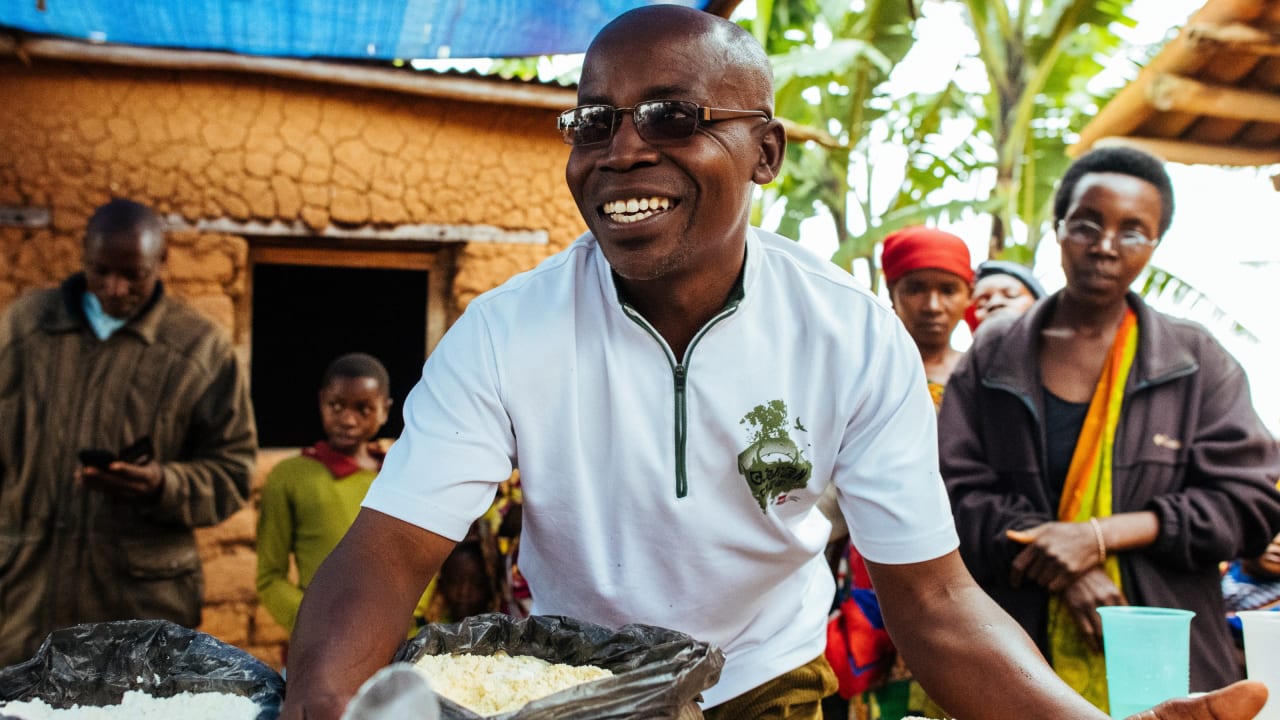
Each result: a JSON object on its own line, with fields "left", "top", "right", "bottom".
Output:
{"left": 340, "top": 663, "right": 441, "bottom": 720}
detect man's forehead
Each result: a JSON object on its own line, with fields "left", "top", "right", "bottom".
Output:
{"left": 578, "top": 52, "right": 726, "bottom": 106}
{"left": 577, "top": 81, "right": 700, "bottom": 106}
{"left": 86, "top": 229, "right": 163, "bottom": 259}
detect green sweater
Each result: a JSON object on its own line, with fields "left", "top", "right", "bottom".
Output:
{"left": 255, "top": 456, "right": 378, "bottom": 633}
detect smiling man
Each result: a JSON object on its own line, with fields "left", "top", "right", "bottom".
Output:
{"left": 279, "top": 9, "right": 1270, "bottom": 720}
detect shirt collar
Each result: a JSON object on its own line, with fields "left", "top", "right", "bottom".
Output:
{"left": 82, "top": 291, "right": 128, "bottom": 339}
{"left": 43, "top": 273, "right": 167, "bottom": 344}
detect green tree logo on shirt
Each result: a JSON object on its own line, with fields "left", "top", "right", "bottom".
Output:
{"left": 737, "top": 400, "right": 812, "bottom": 513}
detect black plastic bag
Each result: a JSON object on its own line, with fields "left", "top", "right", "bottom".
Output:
{"left": 395, "top": 613, "right": 724, "bottom": 720}
{"left": 0, "top": 619, "right": 283, "bottom": 720}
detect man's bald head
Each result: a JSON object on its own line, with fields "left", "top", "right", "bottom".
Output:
{"left": 584, "top": 6, "right": 775, "bottom": 113}
{"left": 85, "top": 198, "right": 166, "bottom": 256}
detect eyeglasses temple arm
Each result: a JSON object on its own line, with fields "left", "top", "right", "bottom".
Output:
{"left": 700, "top": 107, "right": 771, "bottom": 121}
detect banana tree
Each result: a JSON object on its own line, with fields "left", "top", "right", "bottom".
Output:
{"left": 956, "top": 0, "right": 1136, "bottom": 261}
{"left": 744, "top": 0, "right": 997, "bottom": 289}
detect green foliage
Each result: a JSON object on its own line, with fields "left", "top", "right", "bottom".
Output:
{"left": 1138, "top": 266, "right": 1259, "bottom": 342}
{"left": 748, "top": 0, "right": 1139, "bottom": 283}
{"left": 486, "top": 56, "right": 582, "bottom": 86}
{"left": 743, "top": 0, "right": 1001, "bottom": 286}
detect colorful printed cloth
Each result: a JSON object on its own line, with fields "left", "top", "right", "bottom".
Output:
{"left": 1223, "top": 562, "right": 1280, "bottom": 646}
{"left": 826, "top": 544, "right": 895, "bottom": 699}
{"left": 1047, "top": 307, "right": 1137, "bottom": 712}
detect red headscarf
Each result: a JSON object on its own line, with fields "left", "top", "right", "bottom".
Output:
{"left": 880, "top": 226, "right": 974, "bottom": 285}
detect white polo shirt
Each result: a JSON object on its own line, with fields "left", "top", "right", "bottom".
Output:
{"left": 364, "top": 227, "right": 958, "bottom": 707}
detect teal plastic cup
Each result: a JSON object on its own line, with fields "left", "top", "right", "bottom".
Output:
{"left": 1097, "top": 606, "right": 1194, "bottom": 718}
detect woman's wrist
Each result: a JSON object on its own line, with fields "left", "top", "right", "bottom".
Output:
{"left": 1094, "top": 511, "right": 1161, "bottom": 554}
{"left": 1088, "top": 517, "right": 1107, "bottom": 565}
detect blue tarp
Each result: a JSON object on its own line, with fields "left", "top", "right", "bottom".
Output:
{"left": 0, "top": 0, "right": 709, "bottom": 60}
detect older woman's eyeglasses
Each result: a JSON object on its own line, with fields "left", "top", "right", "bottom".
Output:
{"left": 558, "top": 100, "right": 770, "bottom": 147}
{"left": 1057, "top": 219, "right": 1157, "bottom": 250}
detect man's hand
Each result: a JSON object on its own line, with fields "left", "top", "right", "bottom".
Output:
{"left": 1060, "top": 567, "right": 1126, "bottom": 652}
{"left": 77, "top": 460, "right": 163, "bottom": 500}
{"left": 281, "top": 510, "right": 456, "bottom": 720}
{"left": 1007, "top": 521, "right": 1101, "bottom": 591}
{"left": 279, "top": 692, "right": 350, "bottom": 720}
{"left": 1129, "top": 680, "right": 1268, "bottom": 720}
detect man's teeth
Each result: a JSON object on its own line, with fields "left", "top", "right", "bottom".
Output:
{"left": 603, "top": 197, "right": 672, "bottom": 223}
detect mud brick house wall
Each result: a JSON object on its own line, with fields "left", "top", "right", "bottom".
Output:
{"left": 0, "top": 44, "right": 587, "bottom": 668}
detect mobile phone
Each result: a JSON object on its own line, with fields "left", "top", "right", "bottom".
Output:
{"left": 78, "top": 448, "right": 117, "bottom": 471}
{"left": 118, "top": 436, "right": 154, "bottom": 465}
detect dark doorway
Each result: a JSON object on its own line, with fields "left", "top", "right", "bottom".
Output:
{"left": 250, "top": 263, "right": 428, "bottom": 448}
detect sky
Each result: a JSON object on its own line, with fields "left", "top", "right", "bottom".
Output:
{"left": 777, "top": 0, "right": 1280, "bottom": 434}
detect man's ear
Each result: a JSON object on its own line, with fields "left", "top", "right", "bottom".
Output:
{"left": 752, "top": 119, "right": 787, "bottom": 186}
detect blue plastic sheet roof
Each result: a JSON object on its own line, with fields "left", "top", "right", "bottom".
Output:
{"left": 0, "top": 0, "right": 717, "bottom": 60}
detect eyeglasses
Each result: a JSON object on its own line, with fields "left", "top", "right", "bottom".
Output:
{"left": 1057, "top": 219, "right": 1157, "bottom": 250}
{"left": 557, "top": 100, "right": 771, "bottom": 147}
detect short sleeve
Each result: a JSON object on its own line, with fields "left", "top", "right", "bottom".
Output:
{"left": 833, "top": 311, "right": 959, "bottom": 564}
{"left": 362, "top": 303, "right": 517, "bottom": 541}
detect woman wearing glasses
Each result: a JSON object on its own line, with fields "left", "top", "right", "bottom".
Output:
{"left": 938, "top": 145, "right": 1280, "bottom": 711}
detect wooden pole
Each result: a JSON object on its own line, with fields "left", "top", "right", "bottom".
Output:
{"left": 1148, "top": 72, "right": 1280, "bottom": 122}
{"left": 1092, "top": 135, "right": 1280, "bottom": 166}
{"left": 1188, "top": 22, "right": 1280, "bottom": 55}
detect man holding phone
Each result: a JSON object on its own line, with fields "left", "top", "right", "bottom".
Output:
{"left": 0, "top": 198, "right": 257, "bottom": 666}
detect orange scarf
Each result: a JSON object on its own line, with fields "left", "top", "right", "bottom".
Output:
{"left": 1047, "top": 307, "right": 1137, "bottom": 712}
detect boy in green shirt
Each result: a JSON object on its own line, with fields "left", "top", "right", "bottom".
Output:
{"left": 256, "top": 353, "right": 395, "bottom": 636}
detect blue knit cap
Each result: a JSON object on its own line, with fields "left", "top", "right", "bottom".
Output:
{"left": 974, "top": 260, "right": 1046, "bottom": 299}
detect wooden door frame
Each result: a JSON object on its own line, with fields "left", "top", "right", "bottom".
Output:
{"left": 246, "top": 240, "right": 458, "bottom": 360}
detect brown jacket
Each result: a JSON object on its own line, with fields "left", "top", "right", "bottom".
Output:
{"left": 0, "top": 276, "right": 256, "bottom": 666}
{"left": 939, "top": 292, "right": 1280, "bottom": 691}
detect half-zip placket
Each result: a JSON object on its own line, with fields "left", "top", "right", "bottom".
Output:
{"left": 621, "top": 299, "right": 741, "bottom": 498}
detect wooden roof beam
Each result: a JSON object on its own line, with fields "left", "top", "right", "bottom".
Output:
{"left": 1093, "top": 135, "right": 1280, "bottom": 166}
{"left": 1188, "top": 22, "right": 1280, "bottom": 55}
{"left": 1071, "top": 0, "right": 1273, "bottom": 156}
{"left": 1149, "top": 72, "right": 1280, "bottom": 123}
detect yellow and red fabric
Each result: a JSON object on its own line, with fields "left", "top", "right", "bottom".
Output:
{"left": 1048, "top": 307, "right": 1138, "bottom": 712}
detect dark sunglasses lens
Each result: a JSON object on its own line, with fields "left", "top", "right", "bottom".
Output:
{"left": 560, "top": 106, "right": 615, "bottom": 146}
{"left": 635, "top": 101, "right": 699, "bottom": 142}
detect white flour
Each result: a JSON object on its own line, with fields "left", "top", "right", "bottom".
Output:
{"left": 0, "top": 690, "right": 260, "bottom": 719}
{"left": 412, "top": 650, "right": 612, "bottom": 716}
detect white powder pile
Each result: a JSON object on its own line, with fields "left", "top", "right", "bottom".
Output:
{"left": 412, "top": 650, "right": 612, "bottom": 716}
{"left": 0, "top": 690, "right": 261, "bottom": 719}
